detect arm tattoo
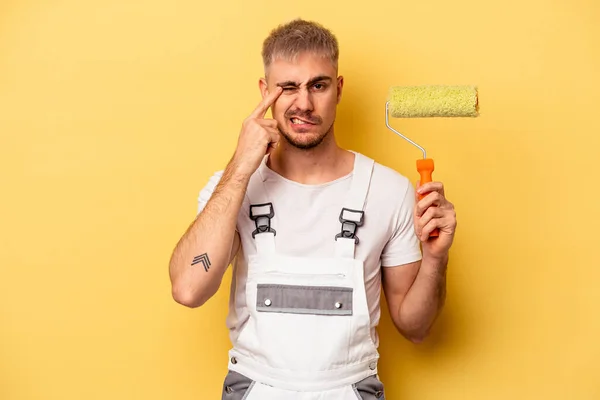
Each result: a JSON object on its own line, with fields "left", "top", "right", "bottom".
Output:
{"left": 191, "top": 253, "right": 211, "bottom": 272}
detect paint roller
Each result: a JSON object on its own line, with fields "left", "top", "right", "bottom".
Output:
{"left": 385, "top": 85, "right": 479, "bottom": 237}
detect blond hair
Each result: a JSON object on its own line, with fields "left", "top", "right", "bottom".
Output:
{"left": 261, "top": 19, "right": 339, "bottom": 74}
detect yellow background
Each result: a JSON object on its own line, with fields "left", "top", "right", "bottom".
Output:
{"left": 1, "top": 0, "right": 599, "bottom": 399}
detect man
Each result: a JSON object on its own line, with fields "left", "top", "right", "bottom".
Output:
{"left": 169, "top": 19, "right": 456, "bottom": 400}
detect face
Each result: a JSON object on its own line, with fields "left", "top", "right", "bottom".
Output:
{"left": 259, "top": 52, "right": 343, "bottom": 150}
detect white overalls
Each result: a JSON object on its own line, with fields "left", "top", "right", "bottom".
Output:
{"left": 222, "top": 153, "right": 385, "bottom": 399}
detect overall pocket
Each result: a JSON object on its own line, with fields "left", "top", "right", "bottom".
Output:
{"left": 221, "top": 370, "right": 256, "bottom": 400}
{"left": 353, "top": 374, "right": 385, "bottom": 399}
{"left": 248, "top": 272, "right": 355, "bottom": 371}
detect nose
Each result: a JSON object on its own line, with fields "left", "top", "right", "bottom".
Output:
{"left": 293, "top": 87, "right": 314, "bottom": 111}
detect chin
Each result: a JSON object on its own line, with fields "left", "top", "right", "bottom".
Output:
{"left": 280, "top": 129, "right": 327, "bottom": 150}
{"left": 276, "top": 118, "right": 334, "bottom": 150}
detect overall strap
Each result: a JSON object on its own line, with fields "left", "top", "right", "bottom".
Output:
{"left": 334, "top": 153, "right": 375, "bottom": 259}
{"left": 246, "top": 161, "right": 276, "bottom": 255}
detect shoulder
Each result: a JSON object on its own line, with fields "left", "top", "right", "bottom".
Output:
{"left": 355, "top": 153, "right": 416, "bottom": 222}
{"left": 362, "top": 154, "right": 413, "bottom": 201}
{"left": 372, "top": 161, "right": 411, "bottom": 188}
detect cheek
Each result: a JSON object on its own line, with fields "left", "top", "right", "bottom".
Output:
{"left": 273, "top": 98, "right": 293, "bottom": 115}
{"left": 317, "top": 95, "right": 338, "bottom": 116}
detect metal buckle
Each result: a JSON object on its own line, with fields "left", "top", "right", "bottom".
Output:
{"left": 249, "top": 202, "right": 276, "bottom": 238}
{"left": 334, "top": 208, "right": 364, "bottom": 244}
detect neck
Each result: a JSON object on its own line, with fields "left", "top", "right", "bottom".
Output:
{"left": 267, "top": 132, "right": 354, "bottom": 185}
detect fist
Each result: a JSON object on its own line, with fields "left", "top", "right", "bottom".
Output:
{"left": 414, "top": 181, "right": 457, "bottom": 258}
{"left": 232, "top": 86, "right": 283, "bottom": 175}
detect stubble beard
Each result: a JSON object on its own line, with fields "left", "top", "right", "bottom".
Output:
{"left": 277, "top": 120, "right": 334, "bottom": 150}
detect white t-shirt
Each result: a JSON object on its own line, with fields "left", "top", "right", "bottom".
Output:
{"left": 196, "top": 151, "right": 423, "bottom": 347}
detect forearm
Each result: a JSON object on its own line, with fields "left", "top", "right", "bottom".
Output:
{"left": 169, "top": 159, "right": 249, "bottom": 308}
{"left": 396, "top": 252, "right": 448, "bottom": 342}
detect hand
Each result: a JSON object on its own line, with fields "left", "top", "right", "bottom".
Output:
{"left": 414, "top": 181, "right": 457, "bottom": 259}
{"left": 231, "top": 86, "right": 283, "bottom": 176}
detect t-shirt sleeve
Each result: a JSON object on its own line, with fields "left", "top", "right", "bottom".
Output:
{"left": 380, "top": 183, "right": 423, "bottom": 267}
{"left": 197, "top": 170, "right": 224, "bottom": 214}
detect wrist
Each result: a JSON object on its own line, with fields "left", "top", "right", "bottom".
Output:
{"left": 227, "top": 157, "right": 253, "bottom": 182}
{"left": 421, "top": 251, "right": 449, "bottom": 272}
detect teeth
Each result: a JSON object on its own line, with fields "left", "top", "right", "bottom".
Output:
{"left": 292, "top": 118, "right": 307, "bottom": 124}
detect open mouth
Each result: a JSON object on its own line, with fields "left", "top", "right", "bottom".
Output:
{"left": 290, "top": 117, "right": 315, "bottom": 125}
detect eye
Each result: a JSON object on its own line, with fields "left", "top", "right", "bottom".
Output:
{"left": 312, "top": 83, "right": 326, "bottom": 90}
{"left": 282, "top": 86, "right": 296, "bottom": 91}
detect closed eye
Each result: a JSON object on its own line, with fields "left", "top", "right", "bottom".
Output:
{"left": 277, "top": 76, "right": 333, "bottom": 92}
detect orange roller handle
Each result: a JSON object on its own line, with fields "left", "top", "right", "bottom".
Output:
{"left": 416, "top": 158, "right": 439, "bottom": 238}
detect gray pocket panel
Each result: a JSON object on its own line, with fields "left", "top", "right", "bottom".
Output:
{"left": 221, "top": 370, "right": 255, "bottom": 400}
{"left": 256, "top": 283, "right": 353, "bottom": 315}
{"left": 353, "top": 374, "right": 385, "bottom": 399}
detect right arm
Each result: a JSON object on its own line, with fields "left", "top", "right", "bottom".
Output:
{"left": 168, "top": 85, "right": 283, "bottom": 308}
{"left": 169, "top": 160, "right": 249, "bottom": 308}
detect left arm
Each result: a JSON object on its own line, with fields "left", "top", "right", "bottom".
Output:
{"left": 382, "top": 181, "right": 456, "bottom": 343}
{"left": 382, "top": 255, "right": 448, "bottom": 343}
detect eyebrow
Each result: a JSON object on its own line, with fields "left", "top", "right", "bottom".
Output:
{"left": 276, "top": 75, "right": 333, "bottom": 87}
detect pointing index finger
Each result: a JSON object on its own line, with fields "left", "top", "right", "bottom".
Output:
{"left": 250, "top": 86, "right": 283, "bottom": 119}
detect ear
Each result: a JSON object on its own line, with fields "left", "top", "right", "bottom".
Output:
{"left": 258, "top": 77, "right": 268, "bottom": 100}
{"left": 336, "top": 76, "right": 344, "bottom": 104}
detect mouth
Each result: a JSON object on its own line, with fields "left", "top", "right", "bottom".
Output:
{"left": 290, "top": 117, "right": 316, "bottom": 125}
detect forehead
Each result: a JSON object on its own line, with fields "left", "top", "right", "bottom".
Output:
{"left": 266, "top": 52, "right": 337, "bottom": 83}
